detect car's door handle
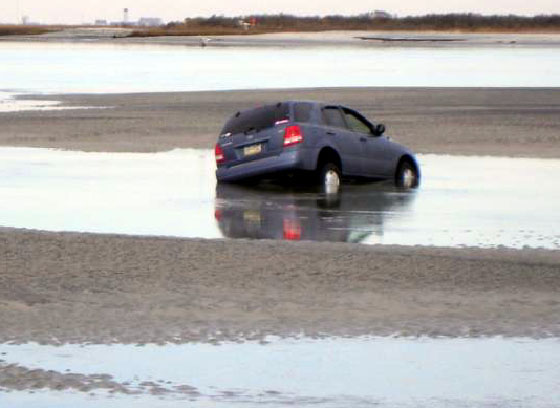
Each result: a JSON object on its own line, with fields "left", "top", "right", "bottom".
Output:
{"left": 360, "top": 137, "right": 367, "bottom": 142}
{"left": 326, "top": 131, "right": 336, "bottom": 136}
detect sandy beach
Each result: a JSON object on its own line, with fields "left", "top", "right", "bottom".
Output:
{"left": 1, "top": 227, "right": 559, "bottom": 345}
{"left": 3, "top": 87, "right": 560, "bottom": 157}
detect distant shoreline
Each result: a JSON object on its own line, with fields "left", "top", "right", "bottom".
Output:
{"left": 2, "top": 12, "right": 560, "bottom": 39}
{"left": 2, "top": 27, "right": 560, "bottom": 48}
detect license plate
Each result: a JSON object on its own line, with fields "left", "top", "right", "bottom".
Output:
{"left": 243, "top": 144, "right": 262, "bottom": 156}
{"left": 243, "top": 210, "right": 262, "bottom": 224}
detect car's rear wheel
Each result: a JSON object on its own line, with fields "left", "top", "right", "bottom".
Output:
{"left": 395, "top": 161, "right": 419, "bottom": 189}
{"left": 318, "top": 163, "right": 341, "bottom": 194}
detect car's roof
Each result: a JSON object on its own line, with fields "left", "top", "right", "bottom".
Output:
{"left": 233, "top": 100, "right": 343, "bottom": 115}
{"left": 285, "top": 100, "right": 338, "bottom": 106}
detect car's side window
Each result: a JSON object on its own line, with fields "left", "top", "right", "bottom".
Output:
{"left": 322, "top": 107, "right": 346, "bottom": 129}
{"left": 343, "top": 110, "right": 373, "bottom": 135}
{"left": 294, "top": 103, "right": 313, "bottom": 123}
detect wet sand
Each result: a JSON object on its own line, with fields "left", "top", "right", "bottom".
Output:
{"left": 3, "top": 87, "right": 560, "bottom": 157}
{"left": 1, "top": 228, "right": 559, "bottom": 344}
{"left": 0, "top": 363, "right": 130, "bottom": 394}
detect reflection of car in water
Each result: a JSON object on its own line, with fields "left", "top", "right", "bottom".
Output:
{"left": 215, "top": 183, "right": 416, "bottom": 243}
{"left": 215, "top": 101, "right": 420, "bottom": 193}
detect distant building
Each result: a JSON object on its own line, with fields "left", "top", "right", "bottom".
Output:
{"left": 95, "top": 19, "right": 108, "bottom": 26}
{"left": 21, "top": 16, "right": 41, "bottom": 25}
{"left": 110, "top": 21, "right": 134, "bottom": 26}
{"left": 138, "top": 17, "right": 163, "bottom": 27}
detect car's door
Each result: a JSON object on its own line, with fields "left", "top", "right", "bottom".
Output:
{"left": 321, "top": 106, "right": 363, "bottom": 176}
{"left": 342, "top": 108, "right": 393, "bottom": 177}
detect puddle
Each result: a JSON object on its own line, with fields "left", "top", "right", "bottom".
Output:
{"left": 0, "top": 92, "right": 101, "bottom": 113}
{"left": 1, "top": 337, "right": 559, "bottom": 407}
{"left": 0, "top": 147, "right": 559, "bottom": 249}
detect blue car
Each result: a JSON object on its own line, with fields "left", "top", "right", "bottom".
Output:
{"left": 215, "top": 101, "right": 420, "bottom": 192}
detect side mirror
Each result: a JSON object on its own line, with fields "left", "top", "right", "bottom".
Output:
{"left": 373, "top": 123, "right": 386, "bottom": 136}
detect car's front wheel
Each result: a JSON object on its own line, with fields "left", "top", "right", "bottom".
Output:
{"left": 318, "top": 163, "right": 341, "bottom": 194}
{"left": 395, "top": 161, "right": 419, "bottom": 189}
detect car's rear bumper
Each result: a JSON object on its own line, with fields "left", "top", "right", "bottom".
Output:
{"left": 216, "top": 150, "right": 308, "bottom": 182}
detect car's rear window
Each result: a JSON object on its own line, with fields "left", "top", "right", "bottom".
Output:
{"left": 221, "top": 103, "right": 289, "bottom": 135}
{"left": 294, "top": 103, "right": 313, "bottom": 123}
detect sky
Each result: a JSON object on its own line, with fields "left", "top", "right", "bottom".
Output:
{"left": 4, "top": 0, "right": 560, "bottom": 25}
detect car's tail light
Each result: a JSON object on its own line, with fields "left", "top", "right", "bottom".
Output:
{"left": 215, "top": 143, "right": 225, "bottom": 165}
{"left": 283, "top": 125, "right": 303, "bottom": 147}
{"left": 283, "top": 218, "right": 302, "bottom": 241}
{"left": 214, "top": 209, "right": 222, "bottom": 221}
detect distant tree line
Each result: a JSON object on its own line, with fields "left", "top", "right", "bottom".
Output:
{"left": 0, "top": 25, "right": 56, "bottom": 36}
{"left": 127, "top": 13, "right": 560, "bottom": 37}
{"left": 174, "top": 13, "right": 560, "bottom": 31}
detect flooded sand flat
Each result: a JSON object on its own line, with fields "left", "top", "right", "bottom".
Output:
{"left": 0, "top": 147, "right": 559, "bottom": 249}
{"left": 1, "top": 338, "right": 559, "bottom": 407}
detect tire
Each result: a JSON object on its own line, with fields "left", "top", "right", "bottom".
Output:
{"left": 318, "top": 162, "right": 341, "bottom": 194}
{"left": 395, "top": 161, "right": 419, "bottom": 189}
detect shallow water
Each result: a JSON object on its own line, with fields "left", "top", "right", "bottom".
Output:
{"left": 1, "top": 147, "right": 559, "bottom": 249}
{"left": 1, "top": 338, "right": 559, "bottom": 407}
{"left": 1, "top": 42, "right": 559, "bottom": 94}
{"left": 0, "top": 91, "right": 98, "bottom": 112}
